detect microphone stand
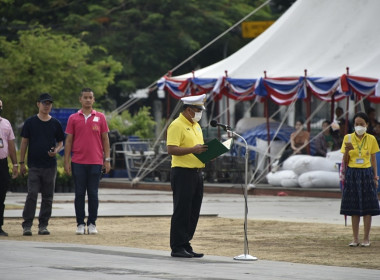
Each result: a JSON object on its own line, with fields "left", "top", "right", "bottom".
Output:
{"left": 226, "top": 128, "right": 257, "bottom": 261}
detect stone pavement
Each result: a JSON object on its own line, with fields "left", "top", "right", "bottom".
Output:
{"left": 2, "top": 188, "right": 380, "bottom": 279}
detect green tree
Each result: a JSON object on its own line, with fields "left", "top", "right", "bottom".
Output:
{"left": 0, "top": 26, "right": 123, "bottom": 123}
{"left": 0, "top": 0, "right": 274, "bottom": 107}
{"left": 108, "top": 106, "right": 156, "bottom": 139}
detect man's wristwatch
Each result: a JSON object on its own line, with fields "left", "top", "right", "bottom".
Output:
{"left": 105, "top": 157, "right": 111, "bottom": 162}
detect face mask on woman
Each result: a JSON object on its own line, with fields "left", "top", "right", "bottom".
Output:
{"left": 355, "top": 125, "right": 367, "bottom": 135}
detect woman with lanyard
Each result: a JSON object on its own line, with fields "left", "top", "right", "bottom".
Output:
{"left": 341, "top": 111, "right": 380, "bottom": 247}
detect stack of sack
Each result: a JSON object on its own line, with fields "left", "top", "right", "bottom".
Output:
{"left": 266, "top": 150, "right": 342, "bottom": 188}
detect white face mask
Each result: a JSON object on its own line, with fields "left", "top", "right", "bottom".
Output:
{"left": 190, "top": 109, "right": 202, "bottom": 123}
{"left": 355, "top": 125, "right": 367, "bottom": 135}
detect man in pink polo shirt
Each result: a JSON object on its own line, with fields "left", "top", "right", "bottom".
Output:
{"left": 64, "top": 88, "right": 111, "bottom": 235}
{"left": 0, "top": 99, "right": 18, "bottom": 236}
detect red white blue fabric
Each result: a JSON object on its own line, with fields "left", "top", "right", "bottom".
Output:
{"left": 157, "top": 74, "right": 380, "bottom": 104}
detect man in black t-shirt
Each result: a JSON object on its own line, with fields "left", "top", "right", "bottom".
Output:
{"left": 19, "top": 93, "right": 65, "bottom": 236}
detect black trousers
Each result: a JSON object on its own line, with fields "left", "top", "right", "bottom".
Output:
{"left": 170, "top": 167, "right": 204, "bottom": 252}
{"left": 0, "top": 158, "right": 10, "bottom": 227}
{"left": 22, "top": 167, "right": 57, "bottom": 228}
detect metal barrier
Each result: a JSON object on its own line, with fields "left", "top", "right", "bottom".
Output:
{"left": 111, "top": 140, "right": 246, "bottom": 183}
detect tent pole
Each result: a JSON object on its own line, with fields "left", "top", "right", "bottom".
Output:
{"left": 225, "top": 71, "right": 232, "bottom": 138}
{"left": 345, "top": 96, "right": 350, "bottom": 134}
{"left": 166, "top": 71, "right": 173, "bottom": 120}
{"left": 166, "top": 91, "right": 171, "bottom": 120}
{"left": 331, "top": 94, "right": 335, "bottom": 123}
{"left": 345, "top": 67, "right": 350, "bottom": 134}
{"left": 217, "top": 97, "right": 221, "bottom": 139}
{"left": 306, "top": 94, "right": 312, "bottom": 155}
{"left": 263, "top": 71, "right": 272, "bottom": 171}
{"left": 305, "top": 69, "right": 311, "bottom": 154}
{"left": 265, "top": 97, "right": 272, "bottom": 171}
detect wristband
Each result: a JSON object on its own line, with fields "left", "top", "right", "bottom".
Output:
{"left": 105, "top": 157, "right": 111, "bottom": 162}
{"left": 13, "top": 164, "right": 18, "bottom": 167}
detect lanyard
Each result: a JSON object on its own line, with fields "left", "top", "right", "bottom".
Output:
{"left": 354, "top": 135, "right": 366, "bottom": 157}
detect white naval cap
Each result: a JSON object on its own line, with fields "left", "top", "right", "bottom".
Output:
{"left": 181, "top": 94, "right": 206, "bottom": 110}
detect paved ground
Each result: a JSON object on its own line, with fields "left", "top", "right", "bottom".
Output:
{"left": 2, "top": 240, "right": 380, "bottom": 280}
{"left": 2, "top": 187, "right": 380, "bottom": 279}
{"left": 4, "top": 188, "right": 380, "bottom": 225}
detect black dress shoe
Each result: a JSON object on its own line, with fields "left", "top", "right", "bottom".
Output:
{"left": 171, "top": 249, "right": 193, "bottom": 258}
{"left": 188, "top": 251, "right": 204, "bottom": 258}
{"left": 0, "top": 228, "right": 8, "bottom": 236}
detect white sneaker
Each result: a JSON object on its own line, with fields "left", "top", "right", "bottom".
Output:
{"left": 76, "top": 224, "right": 85, "bottom": 235}
{"left": 88, "top": 223, "right": 98, "bottom": 235}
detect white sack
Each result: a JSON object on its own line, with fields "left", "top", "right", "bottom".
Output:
{"left": 298, "top": 171, "right": 340, "bottom": 188}
{"left": 281, "top": 177, "right": 300, "bottom": 188}
{"left": 282, "top": 155, "right": 310, "bottom": 170}
{"left": 256, "top": 137, "right": 287, "bottom": 171}
{"left": 266, "top": 170, "right": 298, "bottom": 187}
{"left": 326, "top": 150, "right": 343, "bottom": 162}
{"left": 291, "top": 155, "right": 339, "bottom": 175}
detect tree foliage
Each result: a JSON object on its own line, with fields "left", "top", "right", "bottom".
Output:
{"left": 0, "top": 26, "right": 122, "bottom": 123}
{"left": 0, "top": 0, "right": 276, "bottom": 108}
{"left": 108, "top": 106, "right": 156, "bottom": 139}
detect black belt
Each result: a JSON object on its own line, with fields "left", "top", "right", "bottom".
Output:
{"left": 172, "top": 167, "right": 203, "bottom": 172}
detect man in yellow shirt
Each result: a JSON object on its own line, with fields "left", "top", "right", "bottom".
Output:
{"left": 167, "top": 94, "right": 208, "bottom": 258}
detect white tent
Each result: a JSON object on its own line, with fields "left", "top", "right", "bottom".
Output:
{"left": 139, "top": 0, "right": 380, "bottom": 183}
{"left": 157, "top": 0, "right": 380, "bottom": 128}
{"left": 175, "top": 0, "right": 380, "bottom": 79}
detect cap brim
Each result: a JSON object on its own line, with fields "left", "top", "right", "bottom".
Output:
{"left": 40, "top": 99, "right": 53, "bottom": 103}
{"left": 192, "top": 105, "right": 205, "bottom": 110}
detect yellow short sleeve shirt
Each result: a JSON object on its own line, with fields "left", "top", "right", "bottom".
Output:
{"left": 167, "top": 113, "right": 205, "bottom": 168}
{"left": 340, "top": 132, "right": 380, "bottom": 168}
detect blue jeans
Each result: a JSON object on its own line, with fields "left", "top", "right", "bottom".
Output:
{"left": 71, "top": 163, "right": 102, "bottom": 226}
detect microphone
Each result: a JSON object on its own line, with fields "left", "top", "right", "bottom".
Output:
{"left": 210, "top": 120, "right": 232, "bottom": 131}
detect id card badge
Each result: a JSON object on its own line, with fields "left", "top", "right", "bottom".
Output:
{"left": 356, "top": 158, "right": 364, "bottom": 164}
